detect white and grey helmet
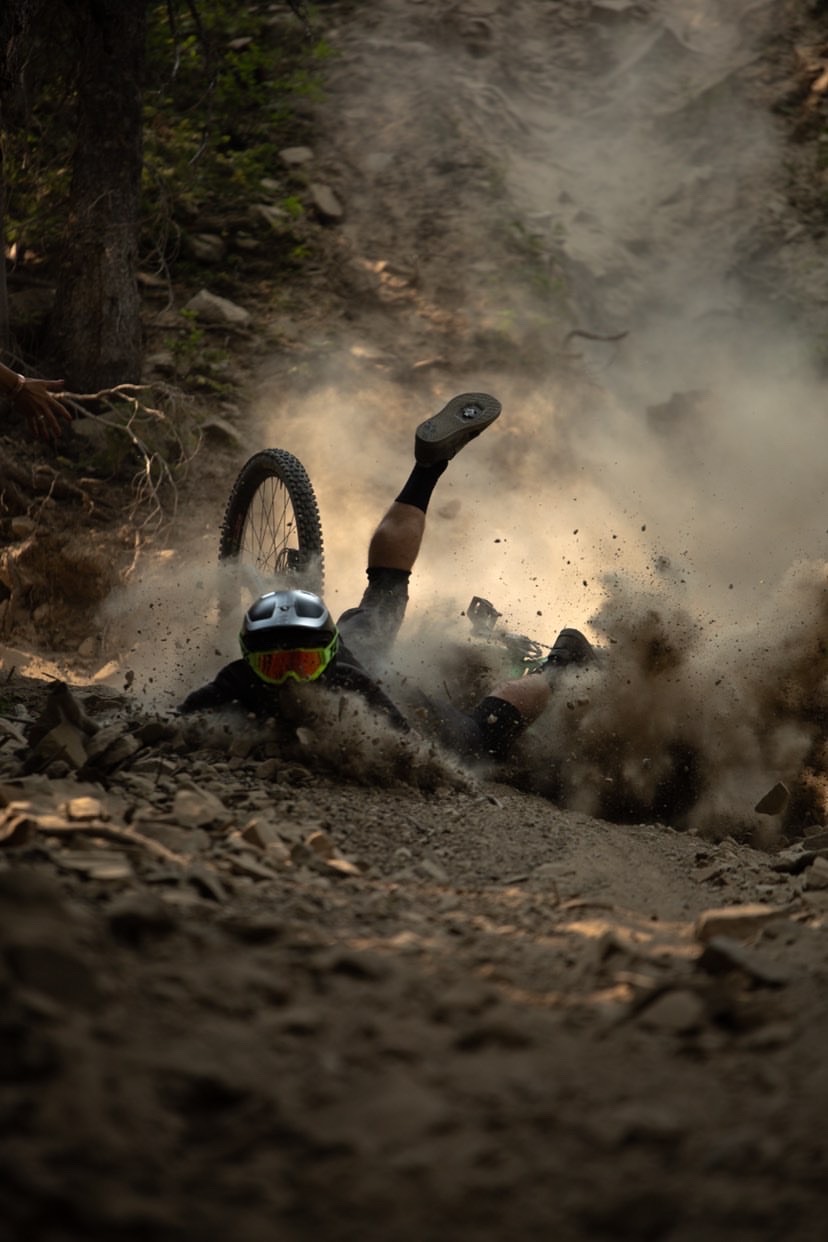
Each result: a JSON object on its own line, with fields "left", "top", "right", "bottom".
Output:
{"left": 240, "top": 589, "right": 338, "bottom": 655}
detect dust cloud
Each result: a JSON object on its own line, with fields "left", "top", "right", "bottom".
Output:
{"left": 106, "top": 0, "right": 828, "bottom": 836}
{"left": 99, "top": 554, "right": 243, "bottom": 711}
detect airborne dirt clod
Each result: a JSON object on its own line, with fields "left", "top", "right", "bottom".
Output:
{"left": 4, "top": 2, "right": 828, "bottom": 1239}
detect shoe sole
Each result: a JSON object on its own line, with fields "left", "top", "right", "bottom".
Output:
{"left": 546, "top": 628, "right": 597, "bottom": 669}
{"left": 415, "top": 392, "right": 502, "bottom": 465}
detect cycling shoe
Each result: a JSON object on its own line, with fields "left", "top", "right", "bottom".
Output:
{"left": 545, "top": 628, "right": 596, "bottom": 670}
{"left": 415, "top": 392, "right": 501, "bottom": 465}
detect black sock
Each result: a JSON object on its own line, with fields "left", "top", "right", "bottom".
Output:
{"left": 394, "top": 460, "right": 448, "bottom": 514}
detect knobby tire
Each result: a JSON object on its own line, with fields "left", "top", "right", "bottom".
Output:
{"left": 219, "top": 449, "right": 325, "bottom": 597}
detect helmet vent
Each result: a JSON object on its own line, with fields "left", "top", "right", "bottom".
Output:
{"left": 295, "top": 599, "right": 324, "bottom": 618}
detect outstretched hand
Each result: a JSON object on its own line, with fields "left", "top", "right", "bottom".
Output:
{"left": 17, "top": 376, "right": 73, "bottom": 443}
{"left": 2, "top": 364, "right": 73, "bottom": 443}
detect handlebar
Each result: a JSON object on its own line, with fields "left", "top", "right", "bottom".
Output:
{"left": 467, "top": 596, "right": 548, "bottom": 668}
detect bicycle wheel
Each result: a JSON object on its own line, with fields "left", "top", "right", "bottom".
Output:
{"left": 219, "top": 449, "right": 325, "bottom": 600}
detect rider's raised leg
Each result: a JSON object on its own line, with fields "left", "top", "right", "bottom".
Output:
{"left": 341, "top": 460, "right": 449, "bottom": 664}
{"left": 338, "top": 394, "right": 500, "bottom": 667}
{"left": 367, "top": 459, "right": 448, "bottom": 571}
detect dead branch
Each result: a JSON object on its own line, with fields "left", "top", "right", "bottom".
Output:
{"left": 63, "top": 383, "right": 202, "bottom": 533}
{"left": 36, "top": 816, "right": 192, "bottom": 867}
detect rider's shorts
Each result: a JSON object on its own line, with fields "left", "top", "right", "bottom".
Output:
{"left": 336, "top": 566, "right": 410, "bottom": 671}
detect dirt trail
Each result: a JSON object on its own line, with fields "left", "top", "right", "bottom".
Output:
{"left": 4, "top": 1, "right": 828, "bottom": 1239}
{"left": 249, "top": 0, "right": 828, "bottom": 834}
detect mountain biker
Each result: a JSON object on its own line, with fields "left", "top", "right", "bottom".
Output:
{"left": 180, "top": 393, "right": 595, "bottom": 761}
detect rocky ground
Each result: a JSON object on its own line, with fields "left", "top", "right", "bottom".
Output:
{"left": 4, "top": 1, "right": 828, "bottom": 1239}
{"left": 4, "top": 672, "right": 828, "bottom": 1241}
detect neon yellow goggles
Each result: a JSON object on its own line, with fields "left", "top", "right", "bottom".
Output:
{"left": 244, "top": 636, "right": 337, "bottom": 686}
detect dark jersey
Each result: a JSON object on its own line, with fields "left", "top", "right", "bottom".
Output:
{"left": 179, "top": 639, "right": 410, "bottom": 732}
{"left": 180, "top": 568, "right": 525, "bottom": 759}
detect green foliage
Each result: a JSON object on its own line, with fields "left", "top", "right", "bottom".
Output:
{"left": 163, "top": 309, "right": 223, "bottom": 381}
{"left": 281, "top": 195, "right": 305, "bottom": 220}
{"left": 0, "top": 2, "right": 331, "bottom": 529}
{"left": 2, "top": 1, "right": 332, "bottom": 274}
{"left": 142, "top": 2, "right": 331, "bottom": 229}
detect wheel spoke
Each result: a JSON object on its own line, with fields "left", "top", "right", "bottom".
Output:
{"left": 241, "top": 478, "right": 300, "bottom": 576}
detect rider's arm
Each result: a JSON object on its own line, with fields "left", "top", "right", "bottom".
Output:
{"left": 178, "top": 681, "right": 231, "bottom": 713}
{"left": 178, "top": 660, "right": 256, "bottom": 713}
{"left": 328, "top": 662, "right": 411, "bottom": 732}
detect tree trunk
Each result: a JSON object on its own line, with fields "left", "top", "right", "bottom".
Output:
{"left": 49, "top": 0, "right": 147, "bottom": 391}
{"left": 0, "top": 0, "right": 37, "bottom": 356}
{"left": 0, "top": 145, "right": 9, "bottom": 353}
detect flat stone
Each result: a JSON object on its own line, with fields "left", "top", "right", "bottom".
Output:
{"left": 240, "top": 819, "right": 285, "bottom": 851}
{"left": 65, "top": 795, "right": 105, "bottom": 822}
{"left": 173, "top": 787, "right": 229, "bottom": 829}
{"left": 697, "top": 936, "right": 789, "bottom": 986}
{"left": 804, "top": 856, "right": 828, "bottom": 890}
{"left": 694, "top": 903, "right": 789, "bottom": 944}
{"left": 183, "top": 288, "right": 251, "bottom": 326}
{"left": 754, "top": 782, "right": 789, "bottom": 816}
{"left": 27, "top": 722, "right": 88, "bottom": 771}
{"left": 771, "top": 846, "right": 817, "bottom": 875}
{"left": 306, "top": 829, "right": 335, "bottom": 859}
{"left": 200, "top": 417, "right": 244, "bottom": 448}
{"left": 83, "top": 724, "right": 130, "bottom": 764}
{"left": 309, "top": 182, "right": 344, "bottom": 222}
{"left": 0, "top": 717, "right": 26, "bottom": 746}
{"left": 322, "top": 857, "right": 362, "bottom": 878}
{"left": 185, "top": 233, "right": 226, "bottom": 262}
{"left": 84, "top": 733, "right": 140, "bottom": 772}
{"left": 279, "top": 146, "right": 314, "bottom": 165}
